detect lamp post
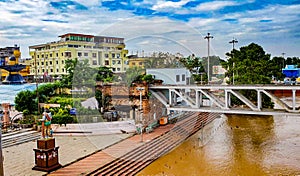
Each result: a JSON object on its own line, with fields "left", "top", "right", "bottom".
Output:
{"left": 204, "top": 33, "right": 213, "bottom": 83}
{"left": 136, "top": 87, "right": 144, "bottom": 142}
{"left": 229, "top": 38, "right": 238, "bottom": 85}
{"left": 35, "top": 53, "right": 40, "bottom": 114}
{"left": 99, "top": 71, "right": 106, "bottom": 113}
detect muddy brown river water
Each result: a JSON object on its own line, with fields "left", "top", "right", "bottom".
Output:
{"left": 138, "top": 114, "right": 300, "bottom": 176}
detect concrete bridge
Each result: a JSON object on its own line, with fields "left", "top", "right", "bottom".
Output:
{"left": 149, "top": 85, "right": 300, "bottom": 116}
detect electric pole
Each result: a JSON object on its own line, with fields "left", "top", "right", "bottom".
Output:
{"left": 229, "top": 38, "right": 238, "bottom": 84}
{"left": 282, "top": 52, "right": 286, "bottom": 68}
{"left": 229, "top": 38, "right": 238, "bottom": 50}
{"left": 204, "top": 33, "right": 213, "bottom": 82}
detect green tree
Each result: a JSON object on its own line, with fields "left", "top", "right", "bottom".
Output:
{"left": 61, "top": 58, "right": 77, "bottom": 88}
{"left": 222, "top": 43, "right": 272, "bottom": 84}
{"left": 96, "top": 66, "right": 114, "bottom": 82}
{"left": 15, "top": 90, "right": 37, "bottom": 114}
{"left": 221, "top": 43, "right": 274, "bottom": 108}
{"left": 269, "top": 56, "right": 285, "bottom": 81}
{"left": 72, "top": 59, "right": 97, "bottom": 88}
{"left": 179, "top": 54, "right": 207, "bottom": 83}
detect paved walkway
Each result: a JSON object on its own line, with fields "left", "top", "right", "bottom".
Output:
{"left": 2, "top": 121, "right": 173, "bottom": 176}
{"left": 2, "top": 121, "right": 136, "bottom": 176}
{"left": 48, "top": 125, "right": 174, "bottom": 175}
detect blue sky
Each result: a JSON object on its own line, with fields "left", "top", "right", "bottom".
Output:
{"left": 0, "top": 0, "right": 299, "bottom": 59}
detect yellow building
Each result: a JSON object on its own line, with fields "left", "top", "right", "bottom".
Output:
{"left": 127, "top": 55, "right": 150, "bottom": 69}
{"left": 27, "top": 33, "right": 129, "bottom": 79}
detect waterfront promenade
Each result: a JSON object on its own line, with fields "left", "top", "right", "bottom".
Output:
{"left": 2, "top": 120, "right": 174, "bottom": 176}
{"left": 2, "top": 122, "right": 134, "bottom": 176}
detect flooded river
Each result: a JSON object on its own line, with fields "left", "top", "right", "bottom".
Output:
{"left": 138, "top": 114, "right": 300, "bottom": 176}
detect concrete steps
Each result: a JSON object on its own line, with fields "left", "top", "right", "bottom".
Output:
{"left": 2, "top": 129, "right": 40, "bottom": 148}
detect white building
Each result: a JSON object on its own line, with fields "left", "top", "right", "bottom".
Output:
{"left": 146, "top": 68, "right": 191, "bottom": 85}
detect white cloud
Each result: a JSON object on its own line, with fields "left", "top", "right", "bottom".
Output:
{"left": 152, "top": 0, "right": 190, "bottom": 10}
{"left": 74, "top": 0, "right": 99, "bottom": 7}
{"left": 195, "top": 1, "right": 237, "bottom": 11}
{"left": 0, "top": 0, "right": 299, "bottom": 59}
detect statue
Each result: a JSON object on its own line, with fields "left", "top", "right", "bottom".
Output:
{"left": 40, "top": 105, "right": 52, "bottom": 138}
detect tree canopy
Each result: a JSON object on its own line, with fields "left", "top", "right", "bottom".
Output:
{"left": 222, "top": 43, "right": 274, "bottom": 84}
{"left": 179, "top": 54, "right": 207, "bottom": 82}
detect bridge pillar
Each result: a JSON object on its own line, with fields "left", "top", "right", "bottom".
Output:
{"left": 292, "top": 89, "right": 296, "bottom": 111}
{"left": 225, "top": 90, "right": 229, "bottom": 109}
{"left": 196, "top": 91, "right": 203, "bottom": 108}
{"left": 257, "top": 90, "right": 262, "bottom": 110}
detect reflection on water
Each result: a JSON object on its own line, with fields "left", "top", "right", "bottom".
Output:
{"left": 138, "top": 115, "right": 300, "bottom": 176}
{"left": 0, "top": 84, "right": 36, "bottom": 104}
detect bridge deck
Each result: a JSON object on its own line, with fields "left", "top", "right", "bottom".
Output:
{"left": 150, "top": 85, "right": 300, "bottom": 116}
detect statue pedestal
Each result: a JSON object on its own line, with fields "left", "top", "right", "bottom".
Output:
{"left": 32, "top": 138, "right": 61, "bottom": 172}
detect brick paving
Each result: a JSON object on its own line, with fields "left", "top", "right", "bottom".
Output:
{"left": 1, "top": 122, "right": 173, "bottom": 176}
{"left": 48, "top": 125, "right": 174, "bottom": 176}
{"left": 2, "top": 133, "right": 131, "bottom": 176}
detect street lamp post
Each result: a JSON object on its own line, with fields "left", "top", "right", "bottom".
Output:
{"left": 229, "top": 38, "right": 238, "bottom": 85}
{"left": 204, "top": 33, "right": 213, "bottom": 83}
{"left": 35, "top": 53, "right": 40, "bottom": 114}
{"left": 136, "top": 87, "right": 144, "bottom": 142}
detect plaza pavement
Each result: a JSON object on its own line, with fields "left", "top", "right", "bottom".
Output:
{"left": 2, "top": 121, "right": 136, "bottom": 176}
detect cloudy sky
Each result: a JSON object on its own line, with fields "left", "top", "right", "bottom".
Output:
{"left": 0, "top": 0, "right": 299, "bottom": 59}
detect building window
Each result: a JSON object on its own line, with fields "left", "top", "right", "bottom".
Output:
{"left": 105, "top": 60, "right": 109, "bottom": 65}
{"left": 56, "top": 69, "right": 59, "bottom": 72}
{"left": 176, "top": 75, "right": 180, "bottom": 82}
{"left": 50, "top": 53, "right": 52, "bottom": 57}
{"left": 92, "top": 60, "right": 97, "bottom": 65}
{"left": 84, "top": 53, "right": 88, "bottom": 57}
{"left": 132, "top": 63, "right": 136, "bottom": 66}
{"left": 62, "top": 60, "right": 64, "bottom": 64}
{"left": 112, "top": 60, "right": 116, "bottom": 65}
{"left": 117, "top": 60, "right": 121, "bottom": 64}
{"left": 56, "top": 53, "right": 58, "bottom": 57}
{"left": 56, "top": 61, "right": 58, "bottom": 64}
{"left": 105, "top": 54, "right": 109, "bottom": 58}
{"left": 92, "top": 53, "right": 96, "bottom": 58}
{"left": 139, "top": 62, "right": 143, "bottom": 66}
{"left": 112, "top": 68, "right": 116, "bottom": 71}
{"left": 50, "top": 69, "right": 53, "bottom": 73}
{"left": 182, "top": 74, "right": 185, "bottom": 81}
{"left": 65, "top": 52, "right": 71, "bottom": 57}
{"left": 117, "top": 54, "right": 120, "bottom": 58}
{"left": 112, "top": 53, "right": 115, "bottom": 58}
{"left": 117, "top": 68, "right": 120, "bottom": 71}
{"left": 78, "top": 52, "right": 82, "bottom": 57}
